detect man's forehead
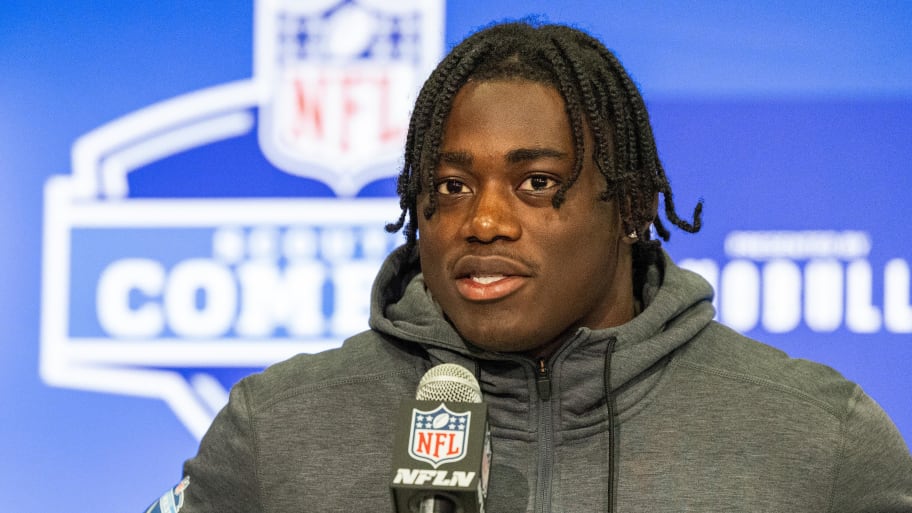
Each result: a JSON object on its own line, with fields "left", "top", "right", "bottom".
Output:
{"left": 440, "top": 81, "right": 574, "bottom": 141}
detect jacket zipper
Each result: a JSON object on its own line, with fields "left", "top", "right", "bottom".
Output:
{"left": 535, "top": 357, "right": 553, "bottom": 513}
{"left": 536, "top": 358, "right": 552, "bottom": 401}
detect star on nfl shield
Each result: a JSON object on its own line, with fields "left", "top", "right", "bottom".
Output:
{"left": 408, "top": 404, "right": 471, "bottom": 468}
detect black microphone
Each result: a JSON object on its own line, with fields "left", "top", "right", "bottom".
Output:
{"left": 390, "top": 363, "right": 492, "bottom": 513}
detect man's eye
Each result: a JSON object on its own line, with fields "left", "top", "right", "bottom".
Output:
{"left": 437, "top": 179, "right": 470, "bottom": 195}
{"left": 519, "top": 175, "right": 559, "bottom": 191}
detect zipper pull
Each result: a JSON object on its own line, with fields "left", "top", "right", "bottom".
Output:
{"left": 536, "top": 358, "right": 551, "bottom": 401}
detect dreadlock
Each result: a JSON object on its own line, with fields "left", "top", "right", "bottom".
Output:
{"left": 385, "top": 21, "right": 702, "bottom": 273}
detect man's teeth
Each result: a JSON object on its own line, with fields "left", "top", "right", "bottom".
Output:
{"left": 471, "top": 275, "right": 505, "bottom": 285}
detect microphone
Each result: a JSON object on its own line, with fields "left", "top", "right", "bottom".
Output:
{"left": 390, "top": 363, "right": 492, "bottom": 513}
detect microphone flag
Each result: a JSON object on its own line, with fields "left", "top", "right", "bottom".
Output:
{"left": 390, "top": 399, "right": 491, "bottom": 513}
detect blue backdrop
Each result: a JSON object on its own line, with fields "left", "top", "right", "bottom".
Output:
{"left": 2, "top": 1, "right": 910, "bottom": 510}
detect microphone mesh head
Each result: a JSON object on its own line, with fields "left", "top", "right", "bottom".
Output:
{"left": 416, "top": 363, "right": 482, "bottom": 403}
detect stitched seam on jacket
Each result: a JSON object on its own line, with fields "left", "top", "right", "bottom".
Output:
{"left": 824, "top": 387, "right": 856, "bottom": 513}
{"left": 240, "top": 380, "right": 267, "bottom": 513}
{"left": 674, "top": 360, "right": 844, "bottom": 420}
{"left": 255, "top": 369, "right": 419, "bottom": 413}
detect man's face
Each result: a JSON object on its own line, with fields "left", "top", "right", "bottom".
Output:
{"left": 417, "top": 80, "right": 636, "bottom": 356}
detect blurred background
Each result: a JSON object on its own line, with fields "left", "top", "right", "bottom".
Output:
{"left": 1, "top": 1, "right": 910, "bottom": 510}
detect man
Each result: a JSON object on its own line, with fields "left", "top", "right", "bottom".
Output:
{"left": 151, "top": 21, "right": 912, "bottom": 512}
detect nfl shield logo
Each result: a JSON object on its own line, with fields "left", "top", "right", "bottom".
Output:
{"left": 408, "top": 404, "right": 471, "bottom": 468}
{"left": 255, "top": 0, "right": 444, "bottom": 196}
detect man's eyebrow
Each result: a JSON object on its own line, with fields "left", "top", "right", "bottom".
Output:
{"left": 439, "top": 151, "right": 473, "bottom": 167}
{"left": 438, "top": 148, "right": 569, "bottom": 167}
{"left": 506, "top": 148, "right": 569, "bottom": 163}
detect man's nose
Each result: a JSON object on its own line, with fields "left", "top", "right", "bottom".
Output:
{"left": 462, "top": 183, "right": 522, "bottom": 243}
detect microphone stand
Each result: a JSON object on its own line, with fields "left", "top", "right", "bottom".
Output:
{"left": 419, "top": 495, "right": 456, "bottom": 513}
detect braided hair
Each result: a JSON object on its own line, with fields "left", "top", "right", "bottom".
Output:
{"left": 386, "top": 21, "right": 702, "bottom": 274}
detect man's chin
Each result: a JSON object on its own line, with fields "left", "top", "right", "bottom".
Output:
{"left": 458, "top": 325, "right": 551, "bottom": 356}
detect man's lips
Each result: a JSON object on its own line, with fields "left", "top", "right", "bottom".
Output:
{"left": 452, "top": 255, "right": 533, "bottom": 301}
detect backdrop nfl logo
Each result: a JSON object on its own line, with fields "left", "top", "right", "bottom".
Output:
{"left": 409, "top": 405, "right": 471, "bottom": 468}
{"left": 256, "top": 0, "right": 444, "bottom": 195}
{"left": 40, "top": 0, "right": 444, "bottom": 440}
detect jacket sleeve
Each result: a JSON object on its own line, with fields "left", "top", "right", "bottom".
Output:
{"left": 179, "top": 379, "right": 262, "bottom": 513}
{"left": 830, "top": 387, "right": 912, "bottom": 512}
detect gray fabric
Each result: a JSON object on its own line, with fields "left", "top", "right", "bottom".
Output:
{"left": 178, "top": 246, "right": 912, "bottom": 512}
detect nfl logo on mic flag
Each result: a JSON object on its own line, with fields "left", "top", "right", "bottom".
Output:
{"left": 409, "top": 404, "right": 470, "bottom": 468}
{"left": 391, "top": 400, "right": 491, "bottom": 513}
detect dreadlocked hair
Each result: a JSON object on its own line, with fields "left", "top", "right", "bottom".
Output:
{"left": 385, "top": 21, "right": 703, "bottom": 275}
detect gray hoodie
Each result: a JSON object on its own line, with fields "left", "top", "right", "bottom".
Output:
{"left": 175, "top": 246, "right": 912, "bottom": 512}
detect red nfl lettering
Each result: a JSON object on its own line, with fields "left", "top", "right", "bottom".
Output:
{"left": 446, "top": 433, "right": 458, "bottom": 456}
{"left": 286, "top": 69, "right": 406, "bottom": 155}
{"left": 292, "top": 76, "right": 326, "bottom": 141}
{"left": 416, "top": 431, "right": 433, "bottom": 456}
{"left": 413, "top": 431, "right": 462, "bottom": 458}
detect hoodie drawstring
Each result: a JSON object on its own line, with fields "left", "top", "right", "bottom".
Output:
{"left": 604, "top": 336, "right": 619, "bottom": 513}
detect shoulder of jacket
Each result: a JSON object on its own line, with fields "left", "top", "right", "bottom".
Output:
{"left": 234, "top": 330, "right": 424, "bottom": 413}
{"left": 673, "top": 321, "right": 859, "bottom": 420}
